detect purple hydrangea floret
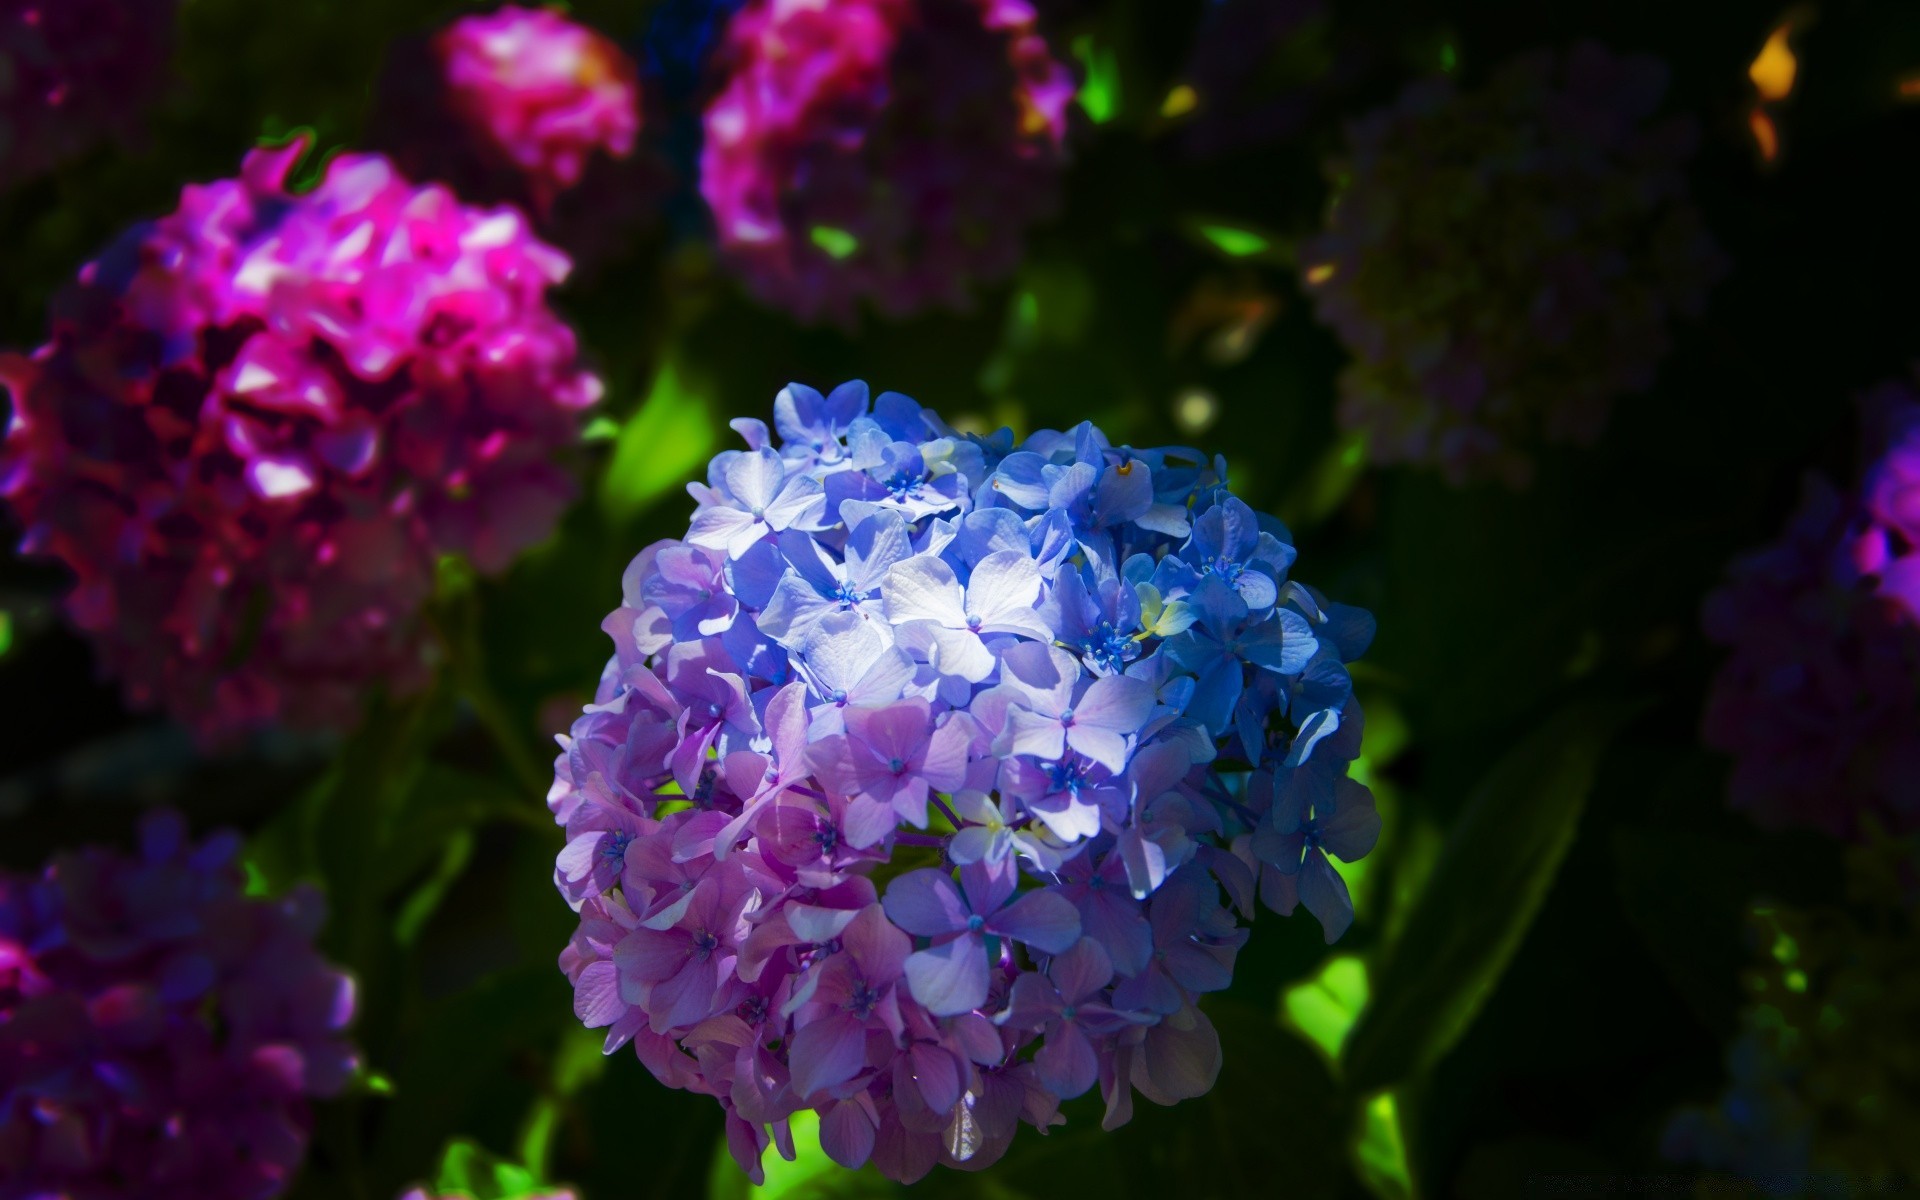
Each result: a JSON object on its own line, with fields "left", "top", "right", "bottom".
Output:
{"left": 1703, "top": 379, "right": 1920, "bottom": 839}
{"left": 0, "top": 138, "right": 602, "bottom": 742}
{"left": 0, "top": 812, "right": 358, "bottom": 1199}
{"left": 699, "top": 0, "right": 1074, "bottom": 323}
{"left": 551, "top": 382, "right": 1378, "bottom": 1183}
{"left": 0, "top": 0, "right": 178, "bottom": 182}
{"left": 1300, "top": 43, "right": 1723, "bottom": 485}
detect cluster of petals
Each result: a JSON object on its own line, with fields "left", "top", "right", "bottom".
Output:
{"left": 0, "top": 811, "right": 358, "bottom": 1200}
{"left": 550, "top": 381, "right": 1377, "bottom": 1183}
{"left": 0, "top": 138, "right": 602, "bottom": 741}
{"left": 0, "top": 0, "right": 177, "bottom": 183}
{"left": 434, "top": 5, "right": 642, "bottom": 212}
{"left": 1300, "top": 42, "right": 1722, "bottom": 485}
{"left": 699, "top": 0, "right": 1075, "bottom": 323}
{"left": 1703, "top": 379, "right": 1920, "bottom": 839}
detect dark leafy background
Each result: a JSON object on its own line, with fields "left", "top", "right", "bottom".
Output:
{"left": 4, "top": 1, "right": 1918, "bottom": 1197}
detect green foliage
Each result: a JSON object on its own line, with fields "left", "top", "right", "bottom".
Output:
{"left": 601, "top": 358, "right": 717, "bottom": 524}
{"left": 1341, "top": 700, "right": 1638, "bottom": 1093}
{"left": 1283, "top": 954, "right": 1370, "bottom": 1064}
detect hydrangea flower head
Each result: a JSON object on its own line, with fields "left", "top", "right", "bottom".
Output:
{"left": 1702, "top": 379, "right": 1920, "bottom": 839}
{"left": 0, "top": 0, "right": 177, "bottom": 182}
{"left": 0, "top": 811, "right": 358, "bottom": 1199}
{"left": 1300, "top": 43, "right": 1722, "bottom": 485}
{"left": 551, "top": 382, "right": 1377, "bottom": 1183}
{"left": 699, "top": 0, "right": 1075, "bottom": 323}
{"left": 435, "top": 5, "right": 642, "bottom": 212}
{"left": 1666, "top": 836, "right": 1920, "bottom": 1184}
{"left": 0, "top": 138, "right": 602, "bottom": 741}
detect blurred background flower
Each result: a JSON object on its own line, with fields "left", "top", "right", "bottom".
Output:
{"left": 1300, "top": 43, "right": 1724, "bottom": 486}
{"left": 0, "top": 138, "right": 600, "bottom": 741}
{"left": 0, "top": 810, "right": 357, "bottom": 1199}
{"left": 699, "top": 0, "right": 1074, "bottom": 323}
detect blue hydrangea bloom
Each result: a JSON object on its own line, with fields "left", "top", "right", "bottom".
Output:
{"left": 551, "top": 383, "right": 1378, "bottom": 1183}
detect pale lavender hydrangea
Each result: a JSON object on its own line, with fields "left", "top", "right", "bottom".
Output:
{"left": 0, "top": 812, "right": 358, "bottom": 1199}
{"left": 550, "top": 382, "right": 1377, "bottom": 1183}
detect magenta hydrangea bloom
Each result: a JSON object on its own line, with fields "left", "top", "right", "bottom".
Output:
{"left": 436, "top": 5, "right": 642, "bottom": 213}
{"left": 699, "top": 0, "right": 1075, "bottom": 323}
{"left": 0, "top": 138, "right": 602, "bottom": 742}
{"left": 1703, "top": 379, "right": 1920, "bottom": 839}
{"left": 550, "top": 382, "right": 1377, "bottom": 1183}
{"left": 0, "top": 811, "right": 358, "bottom": 1199}
{"left": 0, "top": 0, "right": 177, "bottom": 183}
{"left": 1300, "top": 43, "right": 1723, "bottom": 486}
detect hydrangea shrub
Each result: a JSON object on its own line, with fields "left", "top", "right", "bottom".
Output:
{"left": 700, "top": 0, "right": 1074, "bottom": 322}
{"left": 1703, "top": 379, "right": 1920, "bottom": 839}
{"left": 0, "top": 138, "right": 602, "bottom": 741}
{"left": 0, "top": 0, "right": 178, "bottom": 182}
{"left": 551, "top": 382, "right": 1377, "bottom": 1183}
{"left": 0, "top": 812, "right": 358, "bottom": 1199}
{"left": 1300, "top": 43, "right": 1722, "bottom": 485}
{"left": 435, "top": 5, "right": 642, "bottom": 212}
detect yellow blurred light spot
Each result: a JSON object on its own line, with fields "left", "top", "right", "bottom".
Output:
{"left": 1305, "top": 262, "right": 1337, "bottom": 286}
{"left": 1174, "top": 387, "right": 1219, "bottom": 434}
{"left": 1750, "top": 25, "right": 1797, "bottom": 102}
{"left": 1749, "top": 107, "right": 1780, "bottom": 162}
{"left": 1784, "top": 968, "right": 1809, "bottom": 993}
{"left": 0, "top": 609, "right": 11, "bottom": 658}
{"left": 1161, "top": 84, "right": 1198, "bottom": 118}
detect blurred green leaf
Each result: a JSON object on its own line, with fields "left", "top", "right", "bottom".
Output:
{"left": 1283, "top": 954, "right": 1370, "bottom": 1064}
{"left": 1340, "top": 699, "right": 1637, "bottom": 1093}
{"left": 1072, "top": 36, "right": 1121, "bottom": 124}
{"left": 809, "top": 226, "right": 861, "bottom": 260}
{"left": 0, "top": 609, "right": 12, "bottom": 658}
{"left": 708, "top": 1109, "right": 893, "bottom": 1200}
{"left": 601, "top": 359, "right": 715, "bottom": 524}
{"left": 1278, "top": 431, "right": 1369, "bottom": 530}
{"left": 1195, "top": 224, "right": 1271, "bottom": 258}
{"left": 1353, "top": 1092, "right": 1414, "bottom": 1200}
{"left": 433, "top": 1138, "right": 551, "bottom": 1199}
{"left": 393, "top": 827, "right": 476, "bottom": 947}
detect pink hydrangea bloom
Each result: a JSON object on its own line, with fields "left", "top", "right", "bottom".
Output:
{"left": 1703, "top": 379, "right": 1920, "bottom": 839}
{"left": 0, "top": 811, "right": 358, "bottom": 1199}
{"left": 0, "top": 138, "right": 602, "bottom": 741}
{"left": 0, "top": 0, "right": 177, "bottom": 182}
{"left": 700, "top": 0, "right": 1075, "bottom": 323}
{"left": 436, "top": 5, "right": 642, "bottom": 212}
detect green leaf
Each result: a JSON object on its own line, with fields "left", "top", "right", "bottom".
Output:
{"left": 600, "top": 359, "right": 715, "bottom": 524}
{"left": 1340, "top": 699, "right": 1638, "bottom": 1093}
{"left": 432, "top": 1138, "right": 549, "bottom": 1199}
{"left": 707, "top": 1109, "right": 893, "bottom": 1200}
{"left": 808, "top": 225, "right": 860, "bottom": 260}
{"left": 1196, "top": 223, "right": 1271, "bottom": 258}
{"left": 1353, "top": 1092, "right": 1414, "bottom": 1200}
{"left": 1071, "top": 36, "right": 1121, "bottom": 124}
{"left": 1282, "top": 954, "right": 1369, "bottom": 1064}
